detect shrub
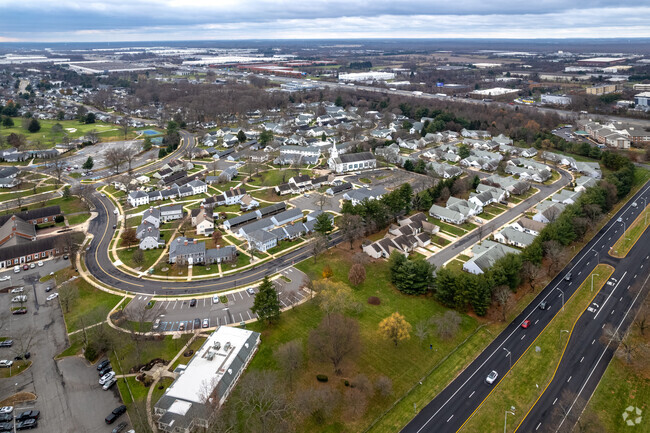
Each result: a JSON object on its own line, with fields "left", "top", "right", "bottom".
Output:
{"left": 84, "top": 344, "right": 97, "bottom": 362}
{"left": 316, "top": 374, "right": 328, "bottom": 382}
{"left": 344, "top": 380, "right": 350, "bottom": 387}
{"left": 54, "top": 215, "right": 64, "bottom": 223}
{"left": 367, "top": 296, "right": 381, "bottom": 305}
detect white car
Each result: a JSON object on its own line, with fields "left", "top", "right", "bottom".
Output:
{"left": 11, "top": 295, "right": 26, "bottom": 303}
{"left": 10, "top": 287, "right": 24, "bottom": 294}
{"left": 247, "top": 287, "right": 255, "bottom": 295}
{"left": 103, "top": 378, "right": 117, "bottom": 390}
{"left": 0, "top": 406, "right": 12, "bottom": 414}
{"left": 37, "top": 261, "right": 43, "bottom": 267}
{"left": 0, "top": 275, "right": 10, "bottom": 282}
{"left": 0, "top": 360, "right": 13, "bottom": 368}
{"left": 99, "top": 371, "right": 115, "bottom": 385}
{"left": 212, "top": 294, "right": 220, "bottom": 304}
{"left": 46, "top": 293, "right": 59, "bottom": 301}
{"left": 485, "top": 370, "right": 498, "bottom": 384}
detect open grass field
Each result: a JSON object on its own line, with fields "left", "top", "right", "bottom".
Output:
{"left": 238, "top": 246, "right": 482, "bottom": 433}
{"left": 461, "top": 265, "right": 613, "bottom": 433}
{"left": 110, "top": 334, "right": 192, "bottom": 375}
{"left": 117, "top": 247, "right": 164, "bottom": 271}
{"left": 0, "top": 118, "right": 138, "bottom": 146}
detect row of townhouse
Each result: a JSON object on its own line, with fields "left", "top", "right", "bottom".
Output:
{"left": 136, "top": 205, "right": 184, "bottom": 250}
{"left": 482, "top": 174, "right": 531, "bottom": 196}
{"left": 494, "top": 217, "right": 547, "bottom": 249}
{"left": 128, "top": 180, "right": 208, "bottom": 207}
{"left": 274, "top": 174, "right": 333, "bottom": 196}
{"left": 222, "top": 202, "right": 287, "bottom": 231}
{"left": 168, "top": 237, "right": 237, "bottom": 265}
{"left": 429, "top": 196, "right": 483, "bottom": 225}
{"left": 463, "top": 240, "right": 521, "bottom": 274}
{"left": 363, "top": 213, "right": 438, "bottom": 259}
{"left": 541, "top": 152, "right": 602, "bottom": 179}
{"left": 342, "top": 186, "right": 387, "bottom": 206}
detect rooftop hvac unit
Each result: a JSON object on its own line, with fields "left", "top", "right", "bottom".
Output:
{"left": 213, "top": 341, "right": 221, "bottom": 350}
{"left": 224, "top": 342, "right": 231, "bottom": 351}
{"left": 206, "top": 350, "right": 215, "bottom": 361}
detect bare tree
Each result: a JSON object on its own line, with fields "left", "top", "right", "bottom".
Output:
{"left": 295, "top": 385, "right": 338, "bottom": 425}
{"left": 374, "top": 376, "right": 393, "bottom": 398}
{"left": 493, "top": 285, "right": 513, "bottom": 322}
{"left": 339, "top": 214, "right": 365, "bottom": 249}
{"left": 55, "top": 233, "right": 81, "bottom": 270}
{"left": 601, "top": 323, "right": 637, "bottom": 364}
{"left": 634, "top": 297, "right": 649, "bottom": 336}
{"left": 120, "top": 116, "right": 130, "bottom": 139}
{"left": 315, "top": 193, "right": 331, "bottom": 211}
{"left": 11, "top": 330, "right": 36, "bottom": 359}
{"left": 309, "top": 313, "right": 361, "bottom": 375}
{"left": 58, "top": 282, "right": 79, "bottom": 314}
{"left": 344, "top": 388, "right": 369, "bottom": 419}
{"left": 123, "top": 146, "right": 139, "bottom": 173}
{"left": 86, "top": 129, "right": 100, "bottom": 145}
{"left": 310, "top": 233, "right": 328, "bottom": 262}
{"left": 104, "top": 145, "right": 127, "bottom": 174}
{"left": 430, "top": 311, "right": 462, "bottom": 340}
{"left": 414, "top": 320, "right": 430, "bottom": 343}
{"left": 235, "top": 371, "right": 293, "bottom": 433}
{"left": 51, "top": 153, "right": 66, "bottom": 186}
{"left": 274, "top": 340, "right": 303, "bottom": 390}
{"left": 543, "top": 240, "right": 564, "bottom": 274}
{"left": 521, "top": 261, "right": 541, "bottom": 292}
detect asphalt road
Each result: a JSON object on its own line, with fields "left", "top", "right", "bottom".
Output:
{"left": 427, "top": 167, "right": 572, "bottom": 268}
{"left": 401, "top": 180, "right": 650, "bottom": 433}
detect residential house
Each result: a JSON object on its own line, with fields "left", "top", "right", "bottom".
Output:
{"left": 168, "top": 237, "right": 206, "bottom": 264}
{"left": 187, "top": 180, "right": 207, "bottom": 195}
{"left": 463, "top": 240, "right": 520, "bottom": 274}
{"left": 247, "top": 230, "right": 278, "bottom": 252}
{"left": 342, "top": 186, "right": 387, "bottom": 206}
{"left": 128, "top": 190, "right": 149, "bottom": 207}
{"left": 326, "top": 182, "right": 353, "bottom": 196}
{"left": 160, "top": 205, "right": 184, "bottom": 222}
{"left": 510, "top": 217, "right": 546, "bottom": 236}
{"left": 494, "top": 227, "right": 536, "bottom": 248}
{"left": 194, "top": 211, "right": 214, "bottom": 236}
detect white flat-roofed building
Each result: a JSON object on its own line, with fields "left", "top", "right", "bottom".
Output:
{"left": 154, "top": 326, "right": 260, "bottom": 433}
{"left": 339, "top": 72, "right": 395, "bottom": 82}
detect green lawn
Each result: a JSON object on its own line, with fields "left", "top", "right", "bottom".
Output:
{"left": 610, "top": 206, "right": 650, "bottom": 257}
{"left": 236, "top": 247, "right": 482, "bottom": 433}
{"left": 267, "top": 238, "right": 303, "bottom": 255}
{"left": 117, "top": 248, "right": 164, "bottom": 271}
{"left": 56, "top": 269, "right": 123, "bottom": 333}
{"left": 67, "top": 212, "right": 91, "bottom": 226}
{"left": 169, "top": 337, "right": 207, "bottom": 372}
{"left": 462, "top": 265, "right": 613, "bottom": 433}
{"left": 431, "top": 235, "right": 451, "bottom": 247}
{"left": 247, "top": 169, "right": 293, "bottom": 187}
{"left": 110, "top": 334, "right": 192, "bottom": 375}
{"left": 0, "top": 118, "right": 137, "bottom": 146}
{"left": 434, "top": 220, "right": 467, "bottom": 237}
{"left": 18, "top": 196, "right": 88, "bottom": 215}
{"left": 0, "top": 360, "right": 31, "bottom": 378}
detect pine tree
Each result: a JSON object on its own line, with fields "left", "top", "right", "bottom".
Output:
{"left": 314, "top": 212, "right": 333, "bottom": 236}
{"left": 82, "top": 156, "right": 94, "bottom": 170}
{"left": 251, "top": 276, "right": 280, "bottom": 325}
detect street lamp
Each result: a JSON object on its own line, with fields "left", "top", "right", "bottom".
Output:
{"left": 557, "top": 287, "right": 565, "bottom": 312}
{"left": 591, "top": 273, "right": 599, "bottom": 292}
{"left": 503, "top": 347, "right": 512, "bottom": 371}
{"left": 559, "top": 329, "right": 569, "bottom": 346}
{"left": 504, "top": 406, "right": 516, "bottom": 433}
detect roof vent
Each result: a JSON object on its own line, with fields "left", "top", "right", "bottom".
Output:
{"left": 224, "top": 342, "right": 231, "bottom": 351}
{"left": 227, "top": 369, "right": 232, "bottom": 375}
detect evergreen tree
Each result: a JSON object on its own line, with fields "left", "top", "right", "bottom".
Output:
{"left": 237, "top": 130, "right": 247, "bottom": 143}
{"left": 251, "top": 276, "right": 281, "bottom": 325}
{"left": 158, "top": 148, "right": 167, "bottom": 159}
{"left": 142, "top": 136, "right": 152, "bottom": 151}
{"left": 82, "top": 156, "right": 94, "bottom": 170}
{"left": 27, "top": 118, "right": 40, "bottom": 133}
{"left": 314, "top": 212, "right": 334, "bottom": 236}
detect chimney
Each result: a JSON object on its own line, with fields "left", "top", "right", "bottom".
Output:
{"left": 193, "top": 239, "right": 197, "bottom": 244}
{"left": 184, "top": 240, "right": 188, "bottom": 246}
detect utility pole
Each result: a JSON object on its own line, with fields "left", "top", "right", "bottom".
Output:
{"left": 504, "top": 406, "right": 516, "bottom": 433}
{"left": 503, "top": 347, "right": 512, "bottom": 371}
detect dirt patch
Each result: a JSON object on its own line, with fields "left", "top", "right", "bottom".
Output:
{"left": 0, "top": 392, "right": 37, "bottom": 406}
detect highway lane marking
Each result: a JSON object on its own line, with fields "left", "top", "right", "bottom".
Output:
{"left": 553, "top": 398, "right": 557, "bottom": 405}
{"left": 611, "top": 309, "right": 615, "bottom": 315}
{"left": 602, "top": 324, "right": 605, "bottom": 329}
{"left": 567, "top": 376, "right": 572, "bottom": 383}
{"left": 620, "top": 297, "right": 623, "bottom": 302}
{"left": 521, "top": 335, "right": 525, "bottom": 340}
{"left": 592, "top": 339, "right": 595, "bottom": 344}
{"left": 534, "top": 320, "right": 539, "bottom": 325}
{"left": 580, "top": 356, "right": 584, "bottom": 363}
{"left": 536, "top": 422, "right": 542, "bottom": 431}
{"left": 578, "top": 271, "right": 581, "bottom": 276}
{"left": 555, "top": 270, "right": 650, "bottom": 433}
{"left": 447, "top": 415, "right": 454, "bottom": 423}
{"left": 593, "top": 271, "right": 627, "bottom": 320}
{"left": 468, "top": 391, "right": 475, "bottom": 398}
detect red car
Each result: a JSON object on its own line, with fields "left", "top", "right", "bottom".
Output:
{"left": 22, "top": 264, "right": 29, "bottom": 271}
{"left": 521, "top": 320, "right": 531, "bottom": 329}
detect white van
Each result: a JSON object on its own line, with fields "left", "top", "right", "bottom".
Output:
{"left": 13, "top": 266, "right": 20, "bottom": 274}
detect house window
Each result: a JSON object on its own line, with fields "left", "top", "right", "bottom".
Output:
{"left": 44, "top": 217, "right": 48, "bottom": 222}
{"left": 27, "top": 255, "right": 31, "bottom": 261}
{"left": 14, "top": 259, "right": 18, "bottom": 265}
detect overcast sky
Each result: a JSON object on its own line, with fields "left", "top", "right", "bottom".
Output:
{"left": 0, "top": 0, "right": 649, "bottom": 42}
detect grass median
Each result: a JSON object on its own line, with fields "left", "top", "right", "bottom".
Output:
{"left": 460, "top": 264, "right": 613, "bottom": 433}
{"left": 609, "top": 206, "right": 650, "bottom": 258}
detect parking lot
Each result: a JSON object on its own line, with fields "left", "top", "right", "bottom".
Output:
{"left": 124, "top": 267, "right": 309, "bottom": 331}
{"left": 0, "top": 260, "right": 128, "bottom": 433}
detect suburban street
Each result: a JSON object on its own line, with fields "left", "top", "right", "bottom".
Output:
{"left": 401, "top": 180, "right": 650, "bottom": 433}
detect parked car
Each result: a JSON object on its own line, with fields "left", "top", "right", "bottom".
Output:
{"left": 0, "top": 422, "right": 13, "bottom": 432}
{"left": 202, "top": 318, "right": 209, "bottom": 328}
{"left": 13, "top": 266, "right": 20, "bottom": 274}
{"left": 99, "top": 371, "right": 116, "bottom": 385}
{"left": 11, "top": 296, "right": 26, "bottom": 303}
{"left": 10, "top": 287, "right": 24, "bottom": 294}
{"left": 0, "top": 275, "right": 10, "bottom": 282}
{"left": 179, "top": 322, "right": 185, "bottom": 331}
{"left": 0, "top": 341, "right": 12, "bottom": 348}
{"left": 0, "top": 361, "right": 13, "bottom": 368}
{"left": 193, "top": 318, "right": 201, "bottom": 329}
{"left": 37, "top": 261, "right": 43, "bottom": 267}
{"left": 14, "top": 352, "right": 30, "bottom": 361}
{"left": 45, "top": 286, "right": 53, "bottom": 292}
{"left": 15, "top": 410, "right": 39, "bottom": 422}
{"left": 152, "top": 319, "right": 161, "bottom": 330}
{"left": 97, "top": 359, "right": 110, "bottom": 371}
{"left": 46, "top": 293, "right": 59, "bottom": 301}
{"left": 0, "top": 407, "right": 13, "bottom": 414}
{"left": 103, "top": 378, "right": 117, "bottom": 390}
{"left": 29, "top": 263, "right": 35, "bottom": 269}
{"left": 12, "top": 308, "right": 27, "bottom": 315}
{"left": 105, "top": 405, "right": 127, "bottom": 424}
{"left": 247, "top": 287, "right": 255, "bottom": 295}
{"left": 63, "top": 255, "right": 69, "bottom": 260}
{"left": 22, "top": 265, "right": 28, "bottom": 271}
{"left": 0, "top": 413, "right": 12, "bottom": 423}
{"left": 112, "top": 421, "right": 128, "bottom": 433}
{"left": 189, "top": 299, "right": 197, "bottom": 307}
{"left": 212, "top": 294, "right": 220, "bottom": 304}
{"left": 16, "top": 418, "right": 37, "bottom": 430}
{"left": 99, "top": 365, "right": 112, "bottom": 377}
{"left": 485, "top": 370, "right": 498, "bottom": 385}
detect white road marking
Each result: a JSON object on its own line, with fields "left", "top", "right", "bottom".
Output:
{"left": 536, "top": 422, "right": 542, "bottom": 431}
{"left": 534, "top": 319, "right": 539, "bottom": 325}
{"left": 594, "top": 271, "right": 627, "bottom": 320}
{"left": 239, "top": 292, "right": 244, "bottom": 300}
{"left": 580, "top": 356, "right": 584, "bottom": 363}
{"left": 247, "top": 311, "right": 252, "bottom": 320}
{"left": 602, "top": 324, "right": 605, "bottom": 329}
{"left": 620, "top": 297, "right": 623, "bottom": 302}
{"left": 521, "top": 335, "right": 525, "bottom": 340}
{"left": 468, "top": 391, "right": 475, "bottom": 398}
{"left": 611, "top": 309, "right": 615, "bottom": 315}
{"left": 578, "top": 271, "right": 581, "bottom": 276}
{"left": 446, "top": 415, "right": 454, "bottom": 423}
{"left": 553, "top": 398, "right": 558, "bottom": 405}
{"left": 567, "top": 376, "right": 572, "bottom": 383}
{"left": 592, "top": 339, "right": 595, "bottom": 345}
{"left": 239, "top": 313, "right": 244, "bottom": 322}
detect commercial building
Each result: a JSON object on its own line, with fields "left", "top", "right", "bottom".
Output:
{"left": 541, "top": 94, "right": 572, "bottom": 105}
{"left": 586, "top": 84, "right": 622, "bottom": 95}
{"left": 634, "top": 92, "right": 650, "bottom": 110}
{"left": 577, "top": 57, "right": 627, "bottom": 66}
{"left": 338, "top": 72, "right": 395, "bottom": 82}
{"left": 154, "top": 327, "right": 260, "bottom": 433}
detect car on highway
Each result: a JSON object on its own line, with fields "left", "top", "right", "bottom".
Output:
{"left": 632, "top": 202, "right": 638, "bottom": 208}
{"left": 105, "top": 405, "right": 127, "bottom": 424}
{"left": 193, "top": 318, "right": 201, "bottom": 329}
{"left": 617, "top": 217, "right": 623, "bottom": 222}
{"left": 521, "top": 320, "right": 531, "bottom": 329}
{"left": 0, "top": 407, "right": 12, "bottom": 414}
{"left": 485, "top": 370, "right": 498, "bottom": 385}
{"left": 99, "top": 371, "right": 115, "bottom": 385}
{"left": 202, "top": 318, "right": 209, "bottom": 328}
{"left": 189, "top": 299, "right": 197, "bottom": 307}
{"left": 103, "top": 378, "right": 117, "bottom": 390}
{"left": 212, "top": 294, "right": 220, "bottom": 304}
{"left": 112, "top": 421, "right": 128, "bottom": 433}
{"left": 97, "top": 359, "right": 110, "bottom": 371}
{"left": 247, "top": 287, "right": 255, "bottom": 295}
{"left": 606, "top": 278, "right": 617, "bottom": 286}
{"left": 0, "top": 275, "right": 10, "bottom": 282}
{"left": 15, "top": 410, "right": 39, "bottom": 422}
{"left": 46, "top": 293, "right": 59, "bottom": 301}
{"left": 10, "top": 287, "right": 23, "bottom": 294}
{"left": 12, "top": 308, "right": 27, "bottom": 315}
{"left": 0, "top": 341, "right": 12, "bottom": 348}
{"left": 16, "top": 418, "right": 37, "bottom": 430}
{"left": 539, "top": 301, "right": 548, "bottom": 310}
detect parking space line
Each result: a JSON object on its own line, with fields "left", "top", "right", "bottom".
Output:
{"left": 247, "top": 311, "right": 252, "bottom": 320}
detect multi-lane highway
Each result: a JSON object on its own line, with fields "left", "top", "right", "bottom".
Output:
{"left": 401, "top": 181, "right": 650, "bottom": 433}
